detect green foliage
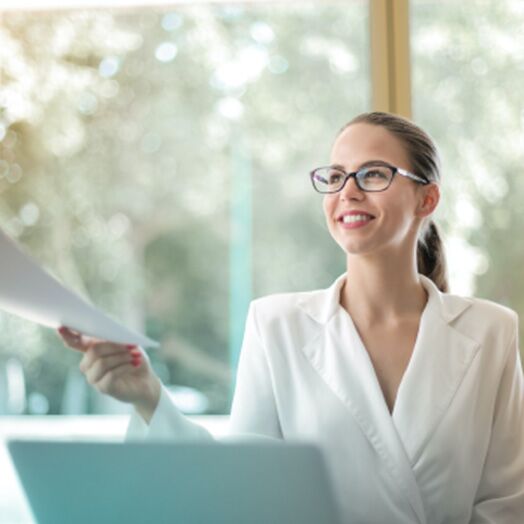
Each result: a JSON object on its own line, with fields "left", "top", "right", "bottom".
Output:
{"left": 0, "top": 4, "right": 368, "bottom": 414}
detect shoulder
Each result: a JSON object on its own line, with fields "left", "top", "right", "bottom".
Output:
{"left": 248, "top": 287, "right": 323, "bottom": 345}
{"left": 463, "top": 294, "right": 518, "bottom": 327}
{"left": 250, "top": 289, "right": 314, "bottom": 320}
{"left": 450, "top": 292, "right": 519, "bottom": 351}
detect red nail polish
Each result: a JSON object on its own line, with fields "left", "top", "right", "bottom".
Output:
{"left": 132, "top": 359, "right": 141, "bottom": 367}
{"left": 126, "top": 344, "right": 136, "bottom": 349}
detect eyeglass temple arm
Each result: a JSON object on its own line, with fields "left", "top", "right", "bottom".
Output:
{"left": 397, "top": 168, "right": 430, "bottom": 184}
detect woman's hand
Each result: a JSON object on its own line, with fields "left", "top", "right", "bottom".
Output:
{"left": 57, "top": 326, "right": 161, "bottom": 423}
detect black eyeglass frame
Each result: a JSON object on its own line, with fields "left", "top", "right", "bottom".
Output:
{"left": 309, "top": 162, "right": 430, "bottom": 193}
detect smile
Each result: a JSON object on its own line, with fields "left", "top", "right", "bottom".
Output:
{"left": 338, "top": 215, "right": 375, "bottom": 229}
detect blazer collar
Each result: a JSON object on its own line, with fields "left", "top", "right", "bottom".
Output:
{"left": 296, "top": 271, "right": 474, "bottom": 325}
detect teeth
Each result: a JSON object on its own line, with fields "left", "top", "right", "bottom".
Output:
{"left": 342, "top": 214, "right": 372, "bottom": 224}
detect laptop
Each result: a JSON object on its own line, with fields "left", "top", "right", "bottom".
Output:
{"left": 7, "top": 439, "right": 343, "bottom": 524}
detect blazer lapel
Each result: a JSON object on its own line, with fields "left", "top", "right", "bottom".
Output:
{"left": 296, "top": 272, "right": 480, "bottom": 524}
{"left": 391, "top": 276, "right": 481, "bottom": 466}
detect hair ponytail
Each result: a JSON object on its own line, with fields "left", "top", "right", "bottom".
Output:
{"left": 338, "top": 111, "right": 450, "bottom": 293}
{"left": 417, "top": 219, "right": 448, "bottom": 293}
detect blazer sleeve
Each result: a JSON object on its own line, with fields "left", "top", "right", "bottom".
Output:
{"left": 470, "top": 312, "right": 524, "bottom": 523}
{"left": 125, "top": 382, "right": 215, "bottom": 442}
{"left": 125, "top": 300, "right": 283, "bottom": 442}
{"left": 227, "top": 299, "right": 283, "bottom": 439}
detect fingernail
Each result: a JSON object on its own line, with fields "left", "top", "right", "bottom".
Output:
{"left": 126, "top": 344, "right": 136, "bottom": 350}
{"left": 130, "top": 350, "right": 141, "bottom": 357}
{"left": 132, "top": 359, "right": 141, "bottom": 367}
{"left": 58, "top": 326, "right": 67, "bottom": 334}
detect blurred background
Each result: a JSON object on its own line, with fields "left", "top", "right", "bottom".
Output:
{"left": 0, "top": 0, "right": 523, "bottom": 421}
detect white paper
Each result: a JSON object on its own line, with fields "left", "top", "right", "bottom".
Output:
{"left": 0, "top": 228, "right": 159, "bottom": 348}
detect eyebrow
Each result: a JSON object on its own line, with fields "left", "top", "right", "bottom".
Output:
{"left": 330, "top": 159, "right": 390, "bottom": 171}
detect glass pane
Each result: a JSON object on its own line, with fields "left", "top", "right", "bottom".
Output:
{"left": 411, "top": 0, "right": 524, "bottom": 317}
{"left": 0, "top": 1, "right": 370, "bottom": 416}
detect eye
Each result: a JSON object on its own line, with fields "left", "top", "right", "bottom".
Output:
{"left": 328, "top": 171, "right": 343, "bottom": 184}
{"left": 363, "top": 169, "right": 388, "bottom": 179}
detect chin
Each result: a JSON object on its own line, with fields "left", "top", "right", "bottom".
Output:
{"left": 329, "top": 227, "right": 365, "bottom": 248}
{"left": 336, "top": 238, "right": 377, "bottom": 256}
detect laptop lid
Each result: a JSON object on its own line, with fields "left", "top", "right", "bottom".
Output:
{"left": 7, "top": 439, "right": 342, "bottom": 524}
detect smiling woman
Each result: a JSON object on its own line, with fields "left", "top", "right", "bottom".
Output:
{"left": 54, "top": 111, "right": 524, "bottom": 523}
{"left": 1, "top": 1, "right": 523, "bottom": 523}
{"left": 323, "top": 112, "right": 446, "bottom": 294}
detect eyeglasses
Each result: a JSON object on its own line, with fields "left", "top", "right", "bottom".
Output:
{"left": 309, "top": 162, "right": 430, "bottom": 193}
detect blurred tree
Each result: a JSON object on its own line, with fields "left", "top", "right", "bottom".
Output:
{"left": 0, "top": 3, "right": 369, "bottom": 414}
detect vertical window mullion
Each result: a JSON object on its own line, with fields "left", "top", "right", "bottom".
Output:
{"left": 370, "top": 0, "right": 411, "bottom": 117}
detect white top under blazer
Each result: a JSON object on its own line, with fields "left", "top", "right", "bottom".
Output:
{"left": 126, "top": 272, "right": 524, "bottom": 524}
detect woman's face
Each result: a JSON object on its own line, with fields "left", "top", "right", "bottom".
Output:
{"left": 322, "top": 122, "right": 437, "bottom": 258}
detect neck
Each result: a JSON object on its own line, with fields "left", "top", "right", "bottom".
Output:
{"left": 340, "top": 249, "right": 428, "bottom": 327}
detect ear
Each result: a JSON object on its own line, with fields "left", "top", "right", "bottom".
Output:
{"left": 416, "top": 183, "right": 439, "bottom": 218}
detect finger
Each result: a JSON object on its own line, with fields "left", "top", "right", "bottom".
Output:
{"left": 84, "top": 352, "right": 138, "bottom": 385}
{"left": 57, "top": 326, "right": 97, "bottom": 352}
{"left": 80, "top": 343, "right": 139, "bottom": 373}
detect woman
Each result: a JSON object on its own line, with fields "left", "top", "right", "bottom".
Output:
{"left": 59, "top": 111, "right": 524, "bottom": 523}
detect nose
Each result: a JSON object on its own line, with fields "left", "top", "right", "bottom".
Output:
{"left": 339, "top": 174, "right": 364, "bottom": 200}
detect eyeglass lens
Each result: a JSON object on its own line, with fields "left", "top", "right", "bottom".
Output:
{"left": 312, "top": 166, "right": 393, "bottom": 193}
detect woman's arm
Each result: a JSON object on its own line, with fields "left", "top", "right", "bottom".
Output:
{"left": 470, "top": 313, "right": 524, "bottom": 523}
{"left": 125, "top": 300, "right": 283, "bottom": 442}
{"left": 126, "top": 381, "right": 215, "bottom": 441}
{"left": 57, "top": 326, "right": 215, "bottom": 441}
{"left": 58, "top": 299, "right": 283, "bottom": 442}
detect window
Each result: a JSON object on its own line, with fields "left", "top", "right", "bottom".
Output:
{"left": 0, "top": 1, "right": 370, "bottom": 416}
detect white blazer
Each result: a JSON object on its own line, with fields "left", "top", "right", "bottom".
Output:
{"left": 126, "top": 272, "right": 524, "bottom": 524}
